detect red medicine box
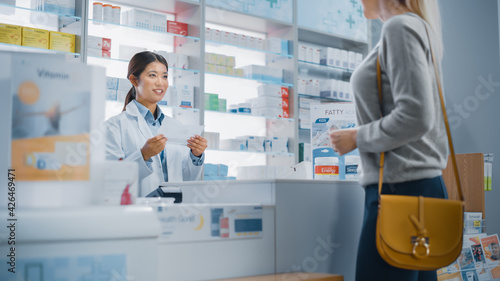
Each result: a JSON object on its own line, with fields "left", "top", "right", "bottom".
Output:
{"left": 167, "top": 20, "right": 188, "bottom": 36}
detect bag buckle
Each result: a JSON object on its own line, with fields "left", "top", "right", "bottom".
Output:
{"left": 411, "top": 236, "right": 430, "bottom": 259}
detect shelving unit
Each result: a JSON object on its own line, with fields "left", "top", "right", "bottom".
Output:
{"left": 0, "top": 0, "right": 371, "bottom": 181}
{"left": 0, "top": 0, "right": 85, "bottom": 61}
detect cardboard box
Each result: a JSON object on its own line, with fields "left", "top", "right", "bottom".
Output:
{"left": 0, "top": 23, "right": 22, "bottom": 46}
{"left": 205, "top": 27, "right": 212, "bottom": 41}
{"left": 257, "top": 85, "right": 289, "bottom": 98}
{"left": 176, "top": 84, "right": 194, "bottom": 108}
{"left": 22, "top": 27, "right": 49, "bottom": 49}
{"left": 49, "top": 31, "right": 75, "bottom": 53}
{"left": 320, "top": 47, "right": 336, "bottom": 66}
{"left": 167, "top": 20, "right": 188, "bottom": 36}
{"left": 151, "top": 12, "right": 166, "bottom": 32}
{"left": 87, "top": 35, "right": 111, "bottom": 50}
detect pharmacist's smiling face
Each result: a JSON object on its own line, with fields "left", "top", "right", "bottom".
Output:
{"left": 135, "top": 61, "right": 168, "bottom": 110}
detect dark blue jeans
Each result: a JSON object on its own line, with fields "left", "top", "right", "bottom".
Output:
{"left": 355, "top": 176, "right": 449, "bottom": 281}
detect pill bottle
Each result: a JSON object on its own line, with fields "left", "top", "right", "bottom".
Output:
{"left": 112, "top": 5, "right": 121, "bottom": 24}
{"left": 103, "top": 4, "right": 113, "bottom": 23}
{"left": 314, "top": 157, "right": 339, "bottom": 180}
{"left": 345, "top": 155, "right": 360, "bottom": 180}
{"left": 93, "top": 2, "right": 103, "bottom": 21}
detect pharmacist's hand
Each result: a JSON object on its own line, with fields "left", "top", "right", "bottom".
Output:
{"left": 141, "top": 135, "right": 167, "bottom": 161}
{"left": 187, "top": 135, "right": 207, "bottom": 157}
{"left": 329, "top": 129, "right": 357, "bottom": 156}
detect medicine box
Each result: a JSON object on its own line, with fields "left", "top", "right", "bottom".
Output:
{"left": 250, "top": 96, "right": 289, "bottom": 109}
{"left": 176, "top": 84, "right": 194, "bottom": 108}
{"left": 127, "top": 9, "right": 151, "bottom": 29}
{"left": 205, "top": 27, "right": 212, "bottom": 41}
{"left": 216, "top": 54, "right": 227, "bottom": 66}
{"left": 267, "top": 37, "right": 288, "bottom": 55}
{"left": 167, "top": 20, "right": 188, "bottom": 36}
{"left": 205, "top": 93, "right": 219, "bottom": 111}
{"left": 106, "top": 89, "right": 117, "bottom": 101}
{"left": 22, "top": 27, "right": 49, "bottom": 49}
{"left": 43, "top": 0, "right": 76, "bottom": 16}
{"left": 297, "top": 79, "right": 307, "bottom": 95}
{"left": 87, "top": 48, "right": 111, "bottom": 58}
{"left": 87, "top": 35, "right": 111, "bottom": 51}
{"left": 320, "top": 47, "right": 336, "bottom": 66}
{"left": 257, "top": 84, "right": 289, "bottom": 98}
{"left": 216, "top": 65, "right": 226, "bottom": 75}
{"left": 298, "top": 43, "right": 307, "bottom": 61}
{"left": 341, "top": 50, "right": 349, "bottom": 69}
{"left": 255, "top": 38, "right": 264, "bottom": 50}
{"left": 238, "top": 136, "right": 265, "bottom": 152}
{"left": 348, "top": 51, "right": 356, "bottom": 71}
{"left": 229, "top": 33, "right": 239, "bottom": 45}
{"left": 306, "top": 46, "right": 313, "bottom": 62}
{"left": 0, "top": 24, "right": 22, "bottom": 45}
{"left": 220, "top": 139, "right": 247, "bottom": 151}
{"left": 221, "top": 31, "right": 231, "bottom": 44}
{"left": 151, "top": 12, "right": 166, "bottom": 32}
{"left": 237, "top": 34, "right": 247, "bottom": 47}
{"left": 49, "top": 31, "right": 75, "bottom": 53}
{"left": 320, "top": 79, "right": 338, "bottom": 98}
{"left": 252, "top": 107, "right": 289, "bottom": 119}
{"left": 218, "top": 98, "right": 227, "bottom": 112}
{"left": 211, "top": 29, "right": 221, "bottom": 41}
{"left": 313, "top": 48, "right": 321, "bottom": 64}
{"left": 226, "top": 56, "right": 235, "bottom": 67}
{"left": 247, "top": 36, "right": 256, "bottom": 49}
{"left": 106, "top": 77, "right": 119, "bottom": 90}
{"left": 226, "top": 67, "right": 235, "bottom": 76}
{"left": 176, "top": 54, "right": 189, "bottom": 69}
{"left": 306, "top": 79, "right": 321, "bottom": 97}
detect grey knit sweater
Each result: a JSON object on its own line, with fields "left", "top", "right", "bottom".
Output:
{"left": 351, "top": 13, "right": 448, "bottom": 187}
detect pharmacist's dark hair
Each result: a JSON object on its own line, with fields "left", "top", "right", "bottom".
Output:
{"left": 123, "top": 51, "right": 168, "bottom": 111}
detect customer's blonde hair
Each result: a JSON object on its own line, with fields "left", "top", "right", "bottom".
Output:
{"left": 397, "top": 0, "right": 443, "bottom": 58}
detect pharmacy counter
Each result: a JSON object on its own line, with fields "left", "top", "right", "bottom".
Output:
{"left": 0, "top": 206, "right": 161, "bottom": 280}
{"left": 161, "top": 179, "right": 365, "bottom": 281}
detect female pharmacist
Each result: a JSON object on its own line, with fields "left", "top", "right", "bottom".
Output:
{"left": 329, "top": 0, "right": 448, "bottom": 280}
{"left": 105, "top": 51, "right": 207, "bottom": 197}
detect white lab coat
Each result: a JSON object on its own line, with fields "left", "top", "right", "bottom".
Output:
{"left": 105, "top": 101, "right": 203, "bottom": 196}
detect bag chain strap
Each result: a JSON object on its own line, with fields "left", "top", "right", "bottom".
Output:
{"left": 376, "top": 23, "right": 464, "bottom": 202}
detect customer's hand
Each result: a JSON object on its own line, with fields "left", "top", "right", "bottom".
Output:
{"left": 188, "top": 135, "right": 207, "bottom": 157}
{"left": 141, "top": 134, "right": 167, "bottom": 161}
{"left": 329, "top": 129, "right": 357, "bottom": 156}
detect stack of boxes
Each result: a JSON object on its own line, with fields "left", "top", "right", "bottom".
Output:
{"left": 205, "top": 52, "right": 243, "bottom": 77}
{"left": 204, "top": 163, "right": 233, "bottom": 181}
{"left": 219, "top": 135, "right": 288, "bottom": 153}
{"left": 87, "top": 35, "right": 111, "bottom": 58}
{"left": 121, "top": 9, "right": 171, "bottom": 32}
{"left": 242, "top": 65, "right": 283, "bottom": 83}
{"left": 204, "top": 93, "right": 226, "bottom": 112}
{"left": 106, "top": 76, "right": 132, "bottom": 102}
{"left": 0, "top": 24, "right": 76, "bottom": 53}
{"left": 251, "top": 84, "right": 289, "bottom": 118}
{"left": 158, "top": 85, "right": 194, "bottom": 108}
{"left": 320, "top": 79, "right": 353, "bottom": 102}
{"left": 298, "top": 43, "right": 364, "bottom": 71}
{"left": 206, "top": 28, "right": 288, "bottom": 55}
{"left": 32, "top": 0, "right": 76, "bottom": 16}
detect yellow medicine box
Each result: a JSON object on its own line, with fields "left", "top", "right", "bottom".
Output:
{"left": 49, "top": 31, "right": 75, "bottom": 53}
{"left": 0, "top": 24, "right": 22, "bottom": 46}
{"left": 22, "top": 27, "right": 49, "bottom": 49}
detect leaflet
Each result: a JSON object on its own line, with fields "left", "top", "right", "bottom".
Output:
{"left": 156, "top": 118, "right": 204, "bottom": 146}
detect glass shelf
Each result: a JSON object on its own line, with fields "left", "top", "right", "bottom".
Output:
{"left": 205, "top": 40, "right": 293, "bottom": 58}
{"left": 298, "top": 60, "right": 353, "bottom": 75}
{"left": 0, "top": 3, "right": 81, "bottom": 24}
{"left": 0, "top": 42, "right": 80, "bottom": 57}
{"left": 88, "top": 19, "right": 200, "bottom": 41}
{"left": 204, "top": 109, "right": 294, "bottom": 122}
{"left": 205, "top": 72, "right": 293, "bottom": 87}
{"left": 206, "top": 149, "right": 294, "bottom": 157}
{"left": 298, "top": 94, "right": 351, "bottom": 103}
{"left": 87, "top": 55, "right": 200, "bottom": 73}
